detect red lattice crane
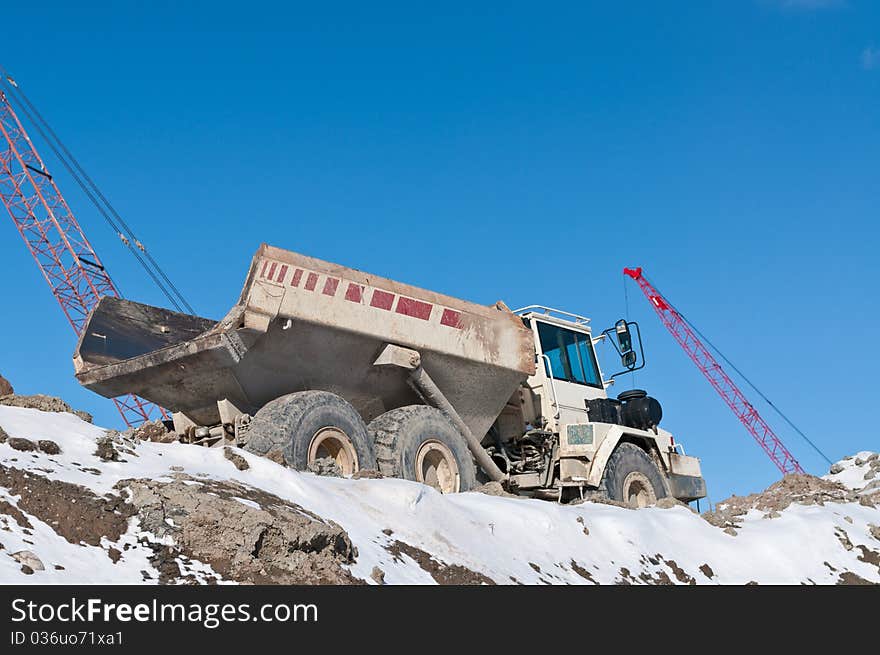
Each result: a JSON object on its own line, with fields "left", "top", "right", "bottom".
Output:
{"left": 0, "top": 88, "right": 165, "bottom": 427}
{"left": 624, "top": 266, "right": 804, "bottom": 475}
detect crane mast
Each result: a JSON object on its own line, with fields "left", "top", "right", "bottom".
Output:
{"left": 623, "top": 266, "right": 804, "bottom": 475}
{"left": 0, "top": 90, "right": 164, "bottom": 427}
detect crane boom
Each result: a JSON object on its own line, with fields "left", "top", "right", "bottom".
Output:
{"left": 623, "top": 266, "right": 804, "bottom": 475}
{"left": 0, "top": 90, "right": 164, "bottom": 427}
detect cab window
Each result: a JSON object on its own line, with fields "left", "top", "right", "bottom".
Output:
{"left": 537, "top": 321, "right": 602, "bottom": 388}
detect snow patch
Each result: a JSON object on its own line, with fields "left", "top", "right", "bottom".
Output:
{"left": 1, "top": 405, "right": 878, "bottom": 585}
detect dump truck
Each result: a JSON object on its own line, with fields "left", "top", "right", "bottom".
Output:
{"left": 73, "top": 244, "right": 707, "bottom": 506}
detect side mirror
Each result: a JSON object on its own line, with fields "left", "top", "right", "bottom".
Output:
{"left": 615, "top": 319, "right": 633, "bottom": 357}
{"left": 602, "top": 319, "right": 645, "bottom": 379}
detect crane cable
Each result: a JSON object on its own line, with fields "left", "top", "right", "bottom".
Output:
{"left": 632, "top": 273, "right": 833, "bottom": 466}
{"left": 0, "top": 68, "right": 195, "bottom": 315}
{"left": 6, "top": 76, "right": 194, "bottom": 314}
{"left": 2, "top": 90, "right": 179, "bottom": 311}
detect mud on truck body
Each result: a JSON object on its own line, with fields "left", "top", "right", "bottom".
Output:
{"left": 73, "top": 244, "right": 707, "bottom": 507}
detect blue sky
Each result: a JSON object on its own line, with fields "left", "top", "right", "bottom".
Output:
{"left": 1, "top": 1, "right": 877, "bottom": 502}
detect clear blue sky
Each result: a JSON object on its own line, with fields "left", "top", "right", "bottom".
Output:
{"left": 1, "top": 1, "right": 877, "bottom": 502}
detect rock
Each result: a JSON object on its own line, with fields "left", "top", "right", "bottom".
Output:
{"left": 570, "top": 491, "right": 630, "bottom": 508}
{"left": 94, "top": 434, "right": 120, "bottom": 461}
{"left": 0, "top": 374, "right": 12, "bottom": 396}
{"left": 307, "top": 457, "right": 342, "bottom": 477}
{"left": 0, "top": 394, "right": 92, "bottom": 423}
{"left": 869, "top": 453, "right": 879, "bottom": 462}
{"left": 11, "top": 550, "right": 44, "bottom": 571}
{"left": 128, "top": 419, "right": 176, "bottom": 443}
{"left": 862, "top": 480, "right": 880, "bottom": 493}
{"left": 7, "top": 437, "right": 36, "bottom": 452}
{"left": 370, "top": 566, "right": 386, "bottom": 584}
{"left": 119, "top": 476, "right": 359, "bottom": 584}
{"left": 265, "top": 449, "right": 286, "bottom": 465}
{"left": 869, "top": 524, "right": 880, "bottom": 541}
{"left": 865, "top": 470, "right": 877, "bottom": 481}
{"left": 655, "top": 497, "right": 687, "bottom": 509}
{"left": 855, "top": 458, "right": 865, "bottom": 466}
{"left": 351, "top": 469, "right": 384, "bottom": 480}
{"left": 223, "top": 447, "right": 250, "bottom": 471}
{"left": 20, "top": 565, "right": 34, "bottom": 575}
{"left": 472, "top": 481, "right": 518, "bottom": 498}
{"left": 829, "top": 463, "right": 845, "bottom": 474}
{"left": 0, "top": 425, "right": 7, "bottom": 443}
{"left": 37, "top": 440, "right": 61, "bottom": 455}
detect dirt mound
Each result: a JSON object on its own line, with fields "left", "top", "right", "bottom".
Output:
{"left": 0, "top": 465, "right": 134, "bottom": 546}
{"left": 0, "top": 394, "right": 92, "bottom": 423}
{"left": 0, "top": 374, "right": 12, "bottom": 396}
{"left": 119, "top": 475, "right": 360, "bottom": 585}
{"left": 702, "top": 473, "right": 860, "bottom": 533}
{"left": 385, "top": 539, "right": 495, "bottom": 584}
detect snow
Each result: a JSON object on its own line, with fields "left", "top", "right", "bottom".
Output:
{"left": 1, "top": 405, "right": 878, "bottom": 585}
{"left": 823, "top": 451, "right": 878, "bottom": 492}
{"left": 231, "top": 496, "right": 261, "bottom": 510}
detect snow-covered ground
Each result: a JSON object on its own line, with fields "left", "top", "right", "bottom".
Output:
{"left": 825, "top": 451, "right": 878, "bottom": 491}
{"left": 1, "top": 404, "right": 878, "bottom": 585}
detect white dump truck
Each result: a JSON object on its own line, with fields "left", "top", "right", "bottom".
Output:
{"left": 73, "top": 244, "right": 706, "bottom": 506}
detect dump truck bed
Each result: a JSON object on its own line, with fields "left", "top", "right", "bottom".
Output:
{"left": 74, "top": 244, "right": 535, "bottom": 438}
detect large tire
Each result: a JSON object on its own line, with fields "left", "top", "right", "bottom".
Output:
{"left": 368, "top": 405, "right": 477, "bottom": 493}
{"left": 244, "top": 391, "right": 376, "bottom": 474}
{"left": 600, "top": 442, "right": 669, "bottom": 508}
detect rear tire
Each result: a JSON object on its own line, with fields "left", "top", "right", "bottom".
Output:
{"left": 601, "top": 442, "right": 668, "bottom": 508}
{"left": 244, "top": 391, "right": 376, "bottom": 474}
{"left": 368, "top": 405, "right": 477, "bottom": 493}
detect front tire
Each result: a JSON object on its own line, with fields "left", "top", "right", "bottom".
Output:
{"left": 244, "top": 391, "right": 376, "bottom": 474}
{"left": 601, "top": 442, "right": 669, "bottom": 508}
{"left": 368, "top": 405, "right": 477, "bottom": 493}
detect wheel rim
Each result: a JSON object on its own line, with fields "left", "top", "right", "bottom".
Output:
{"left": 307, "top": 427, "right": 359, "bottom": 475}
{"left": 415, "top": 440, "right": 460, "bottom": 493}
{"left": 622, "top": 471, "right": 657, "bottom": 508}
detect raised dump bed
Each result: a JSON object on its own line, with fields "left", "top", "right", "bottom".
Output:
{"left": 74, "top": 244, "right": 535, "bottom": 440}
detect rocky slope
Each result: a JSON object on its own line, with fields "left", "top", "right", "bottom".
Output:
{"left": 0, "top": 401, "right": 877, "bottom": 585}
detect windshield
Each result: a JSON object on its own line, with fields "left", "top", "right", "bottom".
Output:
{"left": 537, "top": 321, "right": 602, "bottom": 388}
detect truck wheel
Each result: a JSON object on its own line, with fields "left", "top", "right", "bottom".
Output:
{"left": 601, "top": 442, "right": 668, "bottom": 508}
{"left": 244, "top": 391, "right": 376, "bottom": 475}
{"left": 368, "top": 406, "right": 477, "bottom": 493}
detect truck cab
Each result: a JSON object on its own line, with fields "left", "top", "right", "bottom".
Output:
{"left": 487, "top": 306, "right": 707, "bottom": 505}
